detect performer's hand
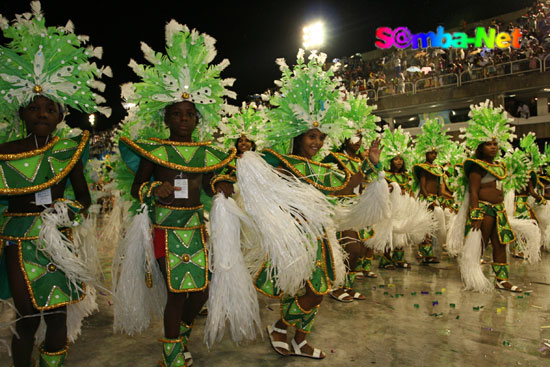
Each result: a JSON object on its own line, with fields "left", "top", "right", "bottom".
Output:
{"left": 348, "top": 171, "right": 364, "bottom": 189}
{"left": 153, "top": 181, "right": 179, "bottom": 198}
{"left": 215, "top": 181, "right": 234, "bottom": 198}
{"left": 368, "top": 138, "right": 382, "bottom": 166}
{"left": 471, "top": 219, "right": 482, "bottom": 231}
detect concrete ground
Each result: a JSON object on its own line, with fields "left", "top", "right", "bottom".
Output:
{"left": 2, "top": 246, "right": 550, "bottom": 366}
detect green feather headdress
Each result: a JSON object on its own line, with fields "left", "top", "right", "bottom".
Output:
{"left": 121, "top": 19, "right": 236, "bottom": 141}
{"left": 218, "top": 102, "right": 266, "bottom": 149}
{"left": 0, "top": 1, "right": 112, "bottom": 132}
{"left": 379, "top": 126, "right": 412, "bottom": 170}
{"left": 342, "top": 94, "right": 380, "bottom": 147}
{"left": 460, "top": 99, "right": 516, "bottom": 153}
{"left": 414, "top": 118, "right": 451, "bottom": 155}
{"left": 266, "top": 50, "right": 348, "bottom": 153}
{"left": 503, "top": 148, "right": 531, "bottom": 192}
{"left": 519, "top": 132, "right": 541, "bottom": 169}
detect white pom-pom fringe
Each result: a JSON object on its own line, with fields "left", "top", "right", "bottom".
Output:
{"left": 509, "top": 217, "right": 541, "bottom": 264}
{"left": 458, "top": 230, "right": 493, "bottom": 293}
{"left": 325, "top": 227, "right": 347, "bottom": 288}
{"left": 112, "top": 205, "right": 166, "bottom": 335}
{"left": 39, "top": 202, "right": 98, "bottom": 293}
{"left": 237, "top": 151, "right": 333, "bottom": 296}
{"left": 446, "top": 192, "right": 470, "bottom": 257}
{"left": 205, "top": 194, "right": 261, "bottom": 348}
{"left": 336, "top": 171, "right": 390, "bottom": 232}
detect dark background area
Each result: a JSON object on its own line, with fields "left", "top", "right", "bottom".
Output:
{"left": 0, "top": 0, "right": 533, "bottom": 131}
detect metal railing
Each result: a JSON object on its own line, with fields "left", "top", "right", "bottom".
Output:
{"left": 362, "top": 56, "right": 545, "bottom": 101}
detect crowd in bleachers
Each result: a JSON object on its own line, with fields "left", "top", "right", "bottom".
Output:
{"left": 336, "top": 1, "right": 550, "bottom": 97}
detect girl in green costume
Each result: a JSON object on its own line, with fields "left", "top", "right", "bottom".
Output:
{"left": 452, "top": 100, "right": 521, "bottom": 292}
{"left": 0, "top": 2, "right": 110, "bottom": 366}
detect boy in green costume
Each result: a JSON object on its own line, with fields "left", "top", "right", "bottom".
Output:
{"left": 0, "top": 2, "right": 111, "bottom": 365}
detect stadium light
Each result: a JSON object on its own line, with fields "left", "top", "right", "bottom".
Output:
{"left": 303, "top": 21, "right": 325, "bottom": 50}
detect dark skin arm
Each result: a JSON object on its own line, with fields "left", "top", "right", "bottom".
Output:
{"left": 130, "top": 158, "right": 233, "bottom": 204}
{"left": 468, "top": 166, "right": 483, "bottom": 231}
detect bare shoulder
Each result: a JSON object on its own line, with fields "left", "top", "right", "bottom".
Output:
{"left": 0, "top": 139, "right": 28, "bottom": 155}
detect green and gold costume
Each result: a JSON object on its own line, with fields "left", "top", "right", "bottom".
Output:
{"left": 0, "top": 132, "right": 90, "bottom": 310}
{"left": 463, "top": 158, "right": 516, "bottom": 245}
{"left": 119, "top": 137, "right": 236, "bottom": 293}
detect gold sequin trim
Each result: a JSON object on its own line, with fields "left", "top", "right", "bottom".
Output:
{"left": 0, "top": 136, "right": 60, "bottom": 160}
{"left": 121, "top": 137, "right": 237, "bottom": 173}
{"left": 3, "top": 211, "right": 41, "bottom": 217}
{"left": 149, "top": 138, "right": 212, "bottom": 146}
{"left": 263, "top": 148, "right": 350, "bottom": 192}
{"left": 153, "top": 223, "right": 204, "bottom": 231}
{"left": 414, "top": 162, "right": 445, "bottom": 177}
{"left": 0, "top": 131, "right": 89, "bottom": 196}
{"left": 210, "top": 174, "right": 237, "bottom": 194}
{"left": 154, "top": 203, "right": 204, "bottom": 211}
{"left": 464, "top": 158, "right": 507, "bottom": 180}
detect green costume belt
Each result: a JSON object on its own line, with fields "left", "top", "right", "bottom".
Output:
{"left": 419, "top": 193, "right": 440, "bottom": 205}
{"left": 465, "top": 201, "right": 516, "bottom": 245}
{"left": 255, "top": 234, "right": 336, "bottom": 298}
{"left": 0, "top": 212, "right": 85, "bottom": 310}
{"left": 152, "top": 204, "right": 209, "bottom": 293}
{"left": 514, "top": 195, "right": 538, "bottom": 222}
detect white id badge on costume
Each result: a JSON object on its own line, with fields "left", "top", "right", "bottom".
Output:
{"left": 174, "top": 179, "right": 188, "bottom": 199}
{"left": 35, "top": 188, "right": 53, "bottom": 206}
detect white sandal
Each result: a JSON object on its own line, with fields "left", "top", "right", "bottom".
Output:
{"left": 183, "top": 349, "right": 193, "bottom": 366}
{"left": 351, "top": 291, "right": 366, "bottom": 300}
{"left": 495, "top": 280, "right": 522, "bottom": 293}
{"left": 291, "top": 338, "right": 324, "bottom": 359}
{"left": 329, "top": 290, "right": 353, "bottom": 303}
{"left": 267, "top": 323, "right": 290, "bottom": 356}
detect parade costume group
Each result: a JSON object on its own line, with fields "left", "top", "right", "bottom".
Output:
{"left": 2, "top": 3, "right": 550, "bottom": 367}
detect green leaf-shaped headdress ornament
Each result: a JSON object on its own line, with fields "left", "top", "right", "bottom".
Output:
{"left": 219, "top": 102, "right": 266, "bottom": 150}
{"left": 503, "top": 148, "right": 531, "bottom": 192}
{"left": 121, "top": 20, "right": 236, "bottom": 141}
{"left": 414, "top": 118, "right": 451, "bottom": 155}
{"left": 519, "top": 132, "right": 541, "bottom": 169}
{"left": 460, "top": 99, "right": 516, "bottom": 153}
{"left": 379, "top": 126, "right": 412, "bottom": 169}
{"left": 342, "top": 93, "right": 380, "bottom": 147}
{"left": 266, "top": 50, "right": 347, "bottom": 153}
{"left": 0, "top": 1, "right": 112, "bottom": 127}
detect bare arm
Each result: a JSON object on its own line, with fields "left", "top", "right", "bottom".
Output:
{"left": 131, "top": 158, "right": 155, "bottom": 199}
{"left": 68, "top": 159, "right": 91, "bottom": 211}
{"left": 468, "top": 165, "right": 483, "bottom": 230}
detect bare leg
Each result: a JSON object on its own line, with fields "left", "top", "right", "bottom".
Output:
{"left": 5, "top": 245, "right": 40, "bottom": 367}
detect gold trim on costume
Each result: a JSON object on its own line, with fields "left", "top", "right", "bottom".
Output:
{"left": 0, "top": 131, "right": 89, "bottom": 196}
{"left": 264, "top": 148, "right": 350, "bottom": 192}
{"left": 0, "top": 136, "right": 60, "bottom": 160}
{"left": 149, "top": 138, "right": 212, "bottom": 146}
{"left": 121, "top": 137, "right": 237, "bottom": 173}
{"left": 154, "top": 203, "right": 204, "bottom": 211}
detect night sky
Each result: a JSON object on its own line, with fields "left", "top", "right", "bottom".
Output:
{"left": 0, "top": 0, "right": 534, "bottom": 131}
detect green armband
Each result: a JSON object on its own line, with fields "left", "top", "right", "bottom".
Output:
{"left": 469, "top": 207, "right": 483, "bottom": 221}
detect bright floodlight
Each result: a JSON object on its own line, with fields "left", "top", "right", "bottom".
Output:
{"left": 303, "top": 21, "right": 325, "bottom": 50}
{"left": 89, "top": 113, "right": 95, "bottom": 126}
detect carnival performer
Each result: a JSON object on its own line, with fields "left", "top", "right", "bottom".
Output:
{"left": 503, "top": 133, "right": 543, "bottom": 262}
{"left": 112, "top": 20, "right": 237, "bottom": 367}
{"left": 235, "top": 50, "right": 388, "bottom": 359}
{"left": 378, "top": 127, "right": 416, "bottom": 269}
{"left": 412, "top": 119, "right": 451, "bottom": 264}
{"left": 0, "top": 2, "right": 111, "bottom": 365}
{"left": 449, "top": 100, "right": 521, "bottom": 292}
{"left": 322, "top": 94, "right": 381, "bottom": 301}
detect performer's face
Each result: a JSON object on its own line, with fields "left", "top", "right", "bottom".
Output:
{"left": 426, "top": 150, "right": 437, "bottom": 163}
{"left": 20, "top": 96, "right": 62, "bottom": 137}
{"left": 165, "top": 101, "right": 198, "bottom": 139}
{"left": 296, "top": 128, "right": 326, "bottom": 159}
{"left": 237, "top": 136, "right": 253, "bottom": 154}
{"left": 482, "top": 140, "right": 499, "bottom": 159}
{"left": 391, "top": 156, "right": 404, "bottom": 171}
